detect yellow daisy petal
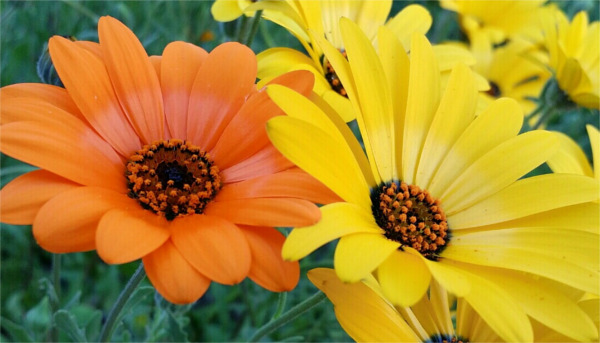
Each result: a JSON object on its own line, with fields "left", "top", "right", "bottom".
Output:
{"left": 384, "top": 4, "right": 431, "bottom": 50}
{"left": 211, "top": 0, "right": 244, "bottom": 22}
{"left": 282, "top": 202, "right": 380, "bottom": 261}
{"left": 377, "top": 250, "right": 431, "bottom": 307}
{"left": 405, "top": 248, "right": 471, "bottom": 297}
{"left": 441, "top": 130, "right": 559, "bottom": 214}
{"left": 307, "top": 268, "right": 420, "bottom": 342}
{"left": 428, "top": 97, "right": 522, "bottom": 198}
{"left": 449, "top": 174, "right": 599, "bottom": 228}
{"left": 266, "top": 116, "right": 370, "bottom": 207}
{"left": 416, "top": 63, "right": 478, "bottom": 190}
{"left": 340, "top": 17, "right": 395, "bottom": 182}
{"left": 334, "top": 233, "right": 399, "bottom": 283}
{"left": 442, "top": 243, "right": 599, "bottom": 295}
{"left": 377, "top": 26, "right": 409, "bottom": 179}
{"left": 460, "top": 264, "right": 599, "bottom": 342}
{"left": 459, "top": 268, "right": 534, "bottom": 342}
{"left": 547, "top": 131, "right": 594, "bottom": 177}
{"left": 402, "top": 33, "right": 440, "bottom": 184}
{"left": 588, "top": 124, "right": 600, "bottom": 181}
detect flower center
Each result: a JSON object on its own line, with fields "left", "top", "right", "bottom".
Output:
{"left": 324, "top": 51, "right": 348, "bottom": 98}
{"left": 486, "top": 80, "right": 501, "bottom": 97}
{"left": 427, "top": 334, "right": 468, "bottom": 343}
{"left": 371, "top": 180, "right": 449, "bottom": 260}
{"left": 125, "top": 139, "right": 221, "bottom": 220}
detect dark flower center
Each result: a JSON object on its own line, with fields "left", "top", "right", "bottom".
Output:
{"left": 125, "top": 139, "right": 221, "bottom": 220}
{"left": 371, "top": 180, "right": 450, "bottom": 261}
{"left": 426, "top": 334, "right": 468, "bottom": 343}
{"left": 486, "top": 80, "right": 501, "bottom": 97}
{"left": 324, "top": 51, "right": 348, "bottom": 97}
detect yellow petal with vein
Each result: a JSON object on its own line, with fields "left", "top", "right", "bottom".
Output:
{"left": 428, "top": 98, "right": 522, "bottom": 197}
{"left": 341, "top": 17, "right": 395, "bottom": 182}
{"left": 267, "top": 116, "right": 370, "bottom": 207}
{"left": 449, "top": 173, "right": 599, "bottom": 228}
{"left": 547, "top": 131, "right": 594, "bottom": 176}
{"left": 307, "top": 269, "right": 420, "bottom": 342}
{"left": 460, "top": 269, "right": 534, "bottom": 342}
{"left": 416, "top": 63, "right": 477, "bottom": 189}
{"left": 460, "top": 264, "right": 599, "bottom": 342}
{"left": 442, "top": 130, "right": 559, "bottom": 214}
{"left": 402, "top": 33, "right": 440, "bottom": 184}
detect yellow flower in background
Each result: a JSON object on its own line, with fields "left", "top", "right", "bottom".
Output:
{"left": 532, "top": 297, "right": 600, "bottom": 342}
{"left": 211, "top": 0, "right": 253, "bottom": 22}
{"left": 548, "top": 125, "right": 599, "bottom": 188}
{"left": 254, "top": 1, "right": 435, "bottom": 122}
{"left": 543, "top": 8, "right": 600, "bottom": 109}
{"left": 267, "top": 17, "right": 599, "bottom": 342}
{"left": 311, "top": 268, "right": 600, "bottom": 343}
{"left": 467, "top": 34, "right": 551, "bottom": 120}
{"left": 440, "top": 0, "right": 550, "bottom": 44}
{"left": 309, "top": 268, "right": 502, "bottom": 342}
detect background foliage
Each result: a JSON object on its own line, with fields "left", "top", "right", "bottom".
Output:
{"left": 0, "top": 0, "right": 598, "bottom": 342}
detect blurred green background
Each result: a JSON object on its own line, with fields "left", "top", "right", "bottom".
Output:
{"left": 0, "top": 0, "right": 598, "bottom": 342}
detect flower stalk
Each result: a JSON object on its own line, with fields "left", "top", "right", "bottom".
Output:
{"left": 98, "top": 263, "right": 146, "bottom": 342}
{"left": 247, "top": 291, "right": 326, "bottom": 342}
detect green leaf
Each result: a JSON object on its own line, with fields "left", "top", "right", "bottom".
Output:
{"left": 0, "top": 317, "right": 34, "bottom": 342}
{"left": 54, "top": 310, "right": 87, "bottom": 342}
{"left": 119, "top": 286, "right": 155, "bottom": 320}
{"left": 165, "top": 311, "right": 188, "bottom": 342}
{"left": 24, "top": 296, "right": 51, "bottom": 335}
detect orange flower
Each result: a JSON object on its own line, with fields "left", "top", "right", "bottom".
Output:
{"left": 0, "top": 16, "right": 337, "bottom": 304}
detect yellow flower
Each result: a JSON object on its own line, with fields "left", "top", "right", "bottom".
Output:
{"left": 211, "top": 0, "right": 254, "bottom": 22}
{"left": 266, "top": 17, "right": 599, "bottom": 341}
{"left": 532, "top": 296, "right": 600, "bottom": 342}
{"left": 543, "top": 8, "right": 600, "bottom": 109}
{"left": 548, "top": 125, "right": 599, "bottom": 188}
{"left": 468, "top": 33, "right": 551, "bottom": 119}
{"left": 440, "top": 0, "right": 550, "bottom": 44}
{"left": 311, "top": 268, "right": 599, "bottom": 343}
{"left": 309, "top": 268, "right": 502, "bottom": 342}
{"left": 247, "top": 1, "right": 482, "bottom": 122}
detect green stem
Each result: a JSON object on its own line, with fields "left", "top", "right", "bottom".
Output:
{"left": 259, "top": 20, "right": 276, "bottom": 48}
{"left": 244, "top": 10, "right": 263, "bottom": 46}
{"left": 272, "top": 292, "right": 288, "bottom": 320}
{"left": 235, "top": 15, "right": 249, "bottom": 43}
{"left": 50, "top": 254, "right": 62, "bottom": 342}
{"left": 247, "top": 291, "right": 327, "bottom": 342}
{"left": 98, "top": 263, "right": 146, "bottom": 342}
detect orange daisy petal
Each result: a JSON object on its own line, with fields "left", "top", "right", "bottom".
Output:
{"left": 161, "top": 41, "right": 208, "bottom": 139}
{"left": 96, "top": 208, "right": 170, "bottom": 264}
{"left": 0, "top": 170, "right": 79, "bottom": 225}
{"left": 221, "top": 144, "right": 293, "bottom": 183}
{"left": 211, "top": 70, "right": 314, "bottom": 169}
{"left": 143, "top": 240, "right": 211, "bottom": 304}
{"left": 0, "top": 83, "right": 83, "bottom": 123}
{"left": 170, "top": 215, "right": 251, "bottom": 285}
{"left": 48, "top": 35, "right": 141, "bottom": 157}
{"left": 217, "top": 167, "right": 340, "bottom": 204}
{"left": 149, "top": 56, "right": 161, "bottom": 77}
{"left": 75, "top": 41, "right": 102, "bottom": 59}
{"left": 187, "top": 42, "right": 257, "bottom": 150}
{"left": 205, "top": 198, "right": 320, "bottom": 227}
{"left": 0, "top": 121, "right": 124, "bottom": 191}
{"left": 33, "top": 186, "right": 133, "bottom": 253}
{"left": 98, "top": 16, "right": 165, "bottom": 143}
{"left": 240, "top": 225, "right": 300, "bottom": 292}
